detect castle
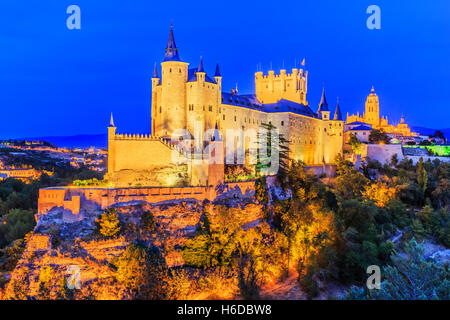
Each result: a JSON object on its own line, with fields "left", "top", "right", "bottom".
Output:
{"left": 346, "top": 87, "right": 417, "bottom": 137}
{"left": 106, "top": 27, "right": 344, "bottom": 187}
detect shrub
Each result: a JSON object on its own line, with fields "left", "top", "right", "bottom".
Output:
{"left": 141, "top": 211, "right": 156, "bottom": 233}
{"left": 113, "top": 242, "right": 168, "bottom": 299}
{"left": 96, "top": 208, "right": 121, "bottom": 238}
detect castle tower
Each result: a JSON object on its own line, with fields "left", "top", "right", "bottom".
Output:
{"left": 156, "top": 25, "right": 189, "bottom": 138}
{"left": 333, "top": 97, "right": 343, "bottom": 121}
{"left": 107, "top": 113, "right": 116, "bottom": 174}
{"left": 254, "top": 65, "right": 308, "bottom": 104}
{"left": 365, "top": 86, "right": 380, "bottom": 126}
{"left": 317, "top": 88, "right": 330, "bottom": 120}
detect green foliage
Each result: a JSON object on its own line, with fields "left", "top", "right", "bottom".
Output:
{"left": 368, "top": 129, "right": 390, "bottom": 144}
{"left": 255, "top": 176, "right": 269, "bottom": 206}
{"left": 348, "top": 133, "right": 364, "bottom": 154}
{"left": 416, "top": 157, "right": 428, "bottom": 197}
{"left": 346, "top": 239, "right": 450, "bottom": 300}
{"left": 334, "top": 200, "right": 395, "bottom": 282}
{"left": 334, "top": 155, "right": 369, "bottom": 202}
{"left": 255, "top": 122, "right": 290, "bottom": 180}
{"left": 96, "top": 208, "right": 121, "bottom": 238}
{"left": 72, "top": 178, "right": 103, "bottom": 186}
{"left": 0, "top": 208, "right": 35, "bottom": 246}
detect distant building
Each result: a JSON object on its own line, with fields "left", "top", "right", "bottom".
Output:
{"left": 344, "top": 124, "right": 372, "bottom": 143}
{"left": 346, "top": 87, "right": 417, "bottom": 138}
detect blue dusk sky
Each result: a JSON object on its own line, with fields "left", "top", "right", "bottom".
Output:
{"left": 0, "top": 0, "right": 449, "bottom": 138}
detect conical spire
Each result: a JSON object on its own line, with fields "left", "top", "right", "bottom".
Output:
{"left": 333, "top": 97, "right": 342, "bottom": 121}
{"left": 109, "top": 113, "right": 115, "bottom": 127}
{"left": 317, "top": 87, "right": 329, "bottom": 114}
{"left": 214, "top": 63, "right": 221, "bottom": 77}
{"left": 163, "top": 25, "right": 180, "bottom": 62}
{"left": 197, "top": 56, "right": 205, "bottom": 73}
{"left": 152, "top": 62, "right": 159, "bottom": 78}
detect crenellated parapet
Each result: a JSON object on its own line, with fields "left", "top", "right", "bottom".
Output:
{"left": 255, "top": 68, "right": 308, "bottom": 104}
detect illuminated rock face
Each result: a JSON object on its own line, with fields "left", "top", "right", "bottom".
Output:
{"left": 107, "top": 27, "right": 344, "bottom": 187}
{"left": 346, "top": 87, "right": 417, "bottom": 137}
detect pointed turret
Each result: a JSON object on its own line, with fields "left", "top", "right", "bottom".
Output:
{"left": 317, "top": 87, "right": 329, "bottom": 113}
{"left": 109, "top": 112, "right": 115, "bottom": 127}
{"left": 197, "top": 56, "right": 205, "bottom": 73}
{"left": 214, "top": 63, "right": 221, "bottom": 77}
{"left": 333, "top": 98, "right": 343, "bottom": 121}
{"left": 163, "top": 25, "right": 181, "bottom": 62}
{"left": 152, "top": 62, "right": 159, "bottom": 78}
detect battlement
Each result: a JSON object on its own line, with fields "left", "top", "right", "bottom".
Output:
{"left": 255, "top": 67, "right": 308, "bottom": 104}
{"left": 112, "top": 133, "right": 190, "bottom": 158}
{"left": 255, "top": 68, "right": 307, "bottom": 80}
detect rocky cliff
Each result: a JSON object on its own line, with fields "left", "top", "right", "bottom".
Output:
{"left": 2, "top": 188, "right": 262, "bottom": 300}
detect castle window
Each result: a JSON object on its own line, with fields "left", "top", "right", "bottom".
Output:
{"left": 179, "top": 68, "right": 181, "bottom": 73}
{"left": 281, "top": 121, "right": 284, "bottom": 126}
{"left": 223, "top": 115, "right": 226, "bottom": 120}
{"left": 209, "top": 106, "right": 212, "bottom": 112}
{"left": 203, "top": 106, "right": 205, "bottom": 111}
{"left": 159, "top": 107, "right": 162, "bottom": 113}
{"left": 234, "top": 116, "right": 237, "bottom": 122}
{"left": 170, "top": 68, "right": 172, "bottom": 73}
{"left": 324, "top": 128, "right": 326, "bottom": 132}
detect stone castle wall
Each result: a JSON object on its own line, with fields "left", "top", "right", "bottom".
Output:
{"left": 37, "top": 181, "right": 255, "bottom": 216}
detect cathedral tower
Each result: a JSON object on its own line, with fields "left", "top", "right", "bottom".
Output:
{"left": 364, "top": 86, "right": 380, "bottom": 126}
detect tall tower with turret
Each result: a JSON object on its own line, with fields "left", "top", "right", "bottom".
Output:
{"left": 153, "top": 26, "right": 189, "bottom": 138}
{"left": 364, "top": 86, "right": 380, "bottom": 126}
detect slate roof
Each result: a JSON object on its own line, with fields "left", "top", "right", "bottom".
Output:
{"left": 220, "top": 94, "right": 318, "bottom": 118}
{"left": 317, "top": 88, "right": 329, "bottom": 113}
{"left": 333, "top": 100, "right": 342, "bottom": 121}
{"left": 163, "top": 27, "right": 181, "bottom": 62}
{"left": 347, "top": 121, "right": 372, "bottom": 126}
{"left": 187, "top": 68, "right": 216, "bottom": 84}
{"left": 348, "top": 125, "right": 372, "bottom": 131}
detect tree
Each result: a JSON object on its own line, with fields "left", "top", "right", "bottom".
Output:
{"left": 0, "top": 208, "right": 35, "bottom": 246}
{"left": 369, "top": 129, "right": 390, "bottom": 144}
{"left": 255, "top": 176, "right": 269, "bottom": 206}
{"left": 113, "top": 242, "right": 168, "bottom": 299}
{"left": 345, "top": 239, "right": 450, "bottom": 300}
{"left": 416, "top": 157, "right": 428, "bottom": 197}
{"left": 433, "top": 130, "right": 445, "bottom": 141}
{"left": 361, "top": 181, "right": 397, "bottom": 207}
{"left": 96, "top": 208, "right": 121, "bottom": 238}
{"left": 349, "top": 133, "right": 364, "bottom": 154}
{"left": 255, "top": 122, "right": 290, "bottom": 182}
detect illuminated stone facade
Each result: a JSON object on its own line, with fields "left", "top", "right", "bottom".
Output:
{"left": 107, "top": 27, "right": 344, "bottom": 187}
{"left": 346, "top": 87, "right": 417, "bottom": 137}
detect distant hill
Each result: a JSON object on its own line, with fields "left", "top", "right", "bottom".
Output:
{"left": 19, "top": 134, "right": 108, "bottom": 148}
{"left": 411, "top": 127, "right": 450, "bottom": 139}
